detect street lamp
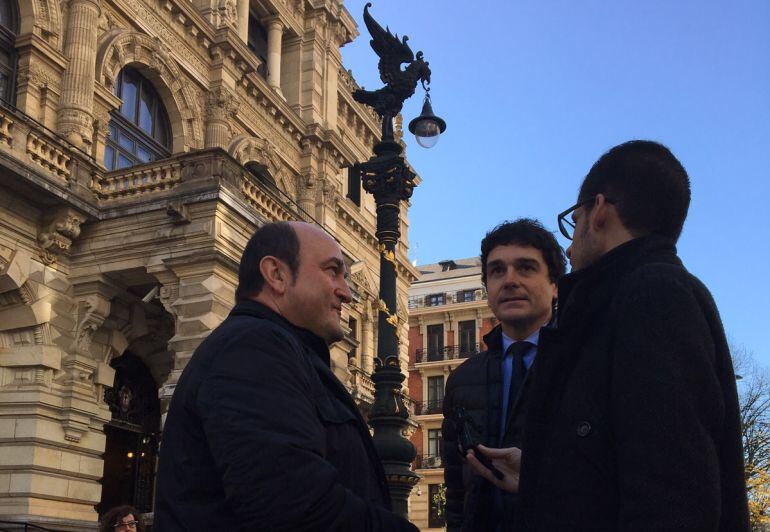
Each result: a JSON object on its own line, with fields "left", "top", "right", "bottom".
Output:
{"left": 350, "top": 2, "right": 447, "bottom": 519}
{"left": 409, "top": 93, "right": 447, "bottom": 149}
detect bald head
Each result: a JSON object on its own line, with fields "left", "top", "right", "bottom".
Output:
{"left": 288, "top": 221, "right": 338, "bottom": 250}
{"left": 236, "top": 221, "right": 352, "bottom": 341}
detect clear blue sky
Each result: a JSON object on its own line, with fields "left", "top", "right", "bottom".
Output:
{"left": 340, "top": 0, "right": 770, "bottom": 365}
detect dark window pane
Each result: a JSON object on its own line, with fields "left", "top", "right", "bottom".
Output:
{"left": 347, "top": 167, "right": 361, "bottom": 206}
{"left": 0, "top": 73, "right": 7, "bottom": 102}
{"left": 155, "top": 107, "right": 170, "bottom": 147}
{"left": 136, "top": 146, "right": 151, "bottom": 163}
{"left": 427, "top": 324, "right": 444, "bottom": 359}
{"left": 248, "top": 14, "right": 268, "bottom": 79}
{"left": 138, "top": 87, "right": 153, "bottom": 135}
{"left": 108, "top": 68, "right": 172, "bottom": 171}
{"left": 428, "top": 484, "right": 446, "bottom": 528}
{"left": 119, "top": 71, "right": 138, "bottom": 120}
{"left": 0, "top": 1, "right": 12, "bottom": 31}
{"left": 118, "top": 132, "right": 135, "bottom": 152}
{"left": 104, "top": 146, "right": 116, "bottom": 170}
{"left": 427, "top": 376, "right": 444, "bottom": 410}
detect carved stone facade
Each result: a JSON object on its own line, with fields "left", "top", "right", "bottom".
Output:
{"left": 0, "top": 0, "right": 418, "bottom": 529}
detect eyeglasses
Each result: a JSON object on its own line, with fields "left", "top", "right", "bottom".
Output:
{"left": 113, "top": 521, "right": 138, "bottom": 530}
{"left": 557, "top": 196, "right": 615, "bottom": 240}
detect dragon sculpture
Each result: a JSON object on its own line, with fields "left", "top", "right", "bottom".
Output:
{"left": 353, "top": 3, "right": 432, "bottom": 140}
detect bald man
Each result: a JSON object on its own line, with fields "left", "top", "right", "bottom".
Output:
{"left": 155, "top": 222, "right": 418, "bottom": 531}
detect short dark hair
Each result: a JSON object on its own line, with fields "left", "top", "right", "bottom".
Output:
{"left": 480, "top": 218, "right": 566, "bottom": 286}
{"left": 579, "top": 140, "right": 691, "bottom": 241}
{"left": 236, "top": 222, "right": 300, "bottom": 301}
{"left": 99, "top": 505, "right": 144, "bottom": 532}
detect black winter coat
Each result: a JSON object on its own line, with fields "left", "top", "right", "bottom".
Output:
{"left": 154, "top": 300, "right": 417, "bottom": 532}
{"left": 515, "top": 236, "right": 749, "bottom": 531}
{"left": 442, "top": 326, "right": 533, "bottom": 532}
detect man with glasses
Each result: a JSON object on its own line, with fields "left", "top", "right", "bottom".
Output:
{"left": 468, "top": 140, "right": 749, "bottom": 530}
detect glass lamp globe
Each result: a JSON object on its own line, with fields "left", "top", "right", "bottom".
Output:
{"left": 408, "top": 95, "right": 447, "bottom": 149}
{"left": 413, "top": 119, "right": 442, "bottom": 148}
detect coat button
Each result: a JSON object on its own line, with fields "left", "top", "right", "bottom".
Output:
{"left": 577, "top": 421, "right": 592, "bottom": 437}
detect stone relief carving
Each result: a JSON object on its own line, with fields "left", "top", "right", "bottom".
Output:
{"left": 72, "top": 294, "right": 112, "bottom": 356}
{"left": 30, "top": 0, "right": 62, "bottom": 50}
{"left": 37, "top": 208, "right": 84, "bottom": 265}
{"left": 119, "top": 0, "right": 210, "bottom": 79}
{"left": 350, "top": 270, "right": 373, "bottom": 298}
{"left": 17, "top": 64, "right": 60, "bottom": 91}
{"left": 205, "top": 87, "right": 240, "bottom": 122}
{"left": 159, "top": 284, "right": 179, "bottom": 317}
{"left": 97, "top": 6, "right": 120, "bottom": 34}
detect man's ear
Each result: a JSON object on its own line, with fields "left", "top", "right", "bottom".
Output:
{"left": 259, "top": 256, "right": 289, "bottom": 296}
{"left": 590, "top": 194, "right": 611, "bottom": 232}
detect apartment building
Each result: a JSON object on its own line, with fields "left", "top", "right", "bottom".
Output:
{"left": 406, "top": 257, "right": 496, "bottom": 530}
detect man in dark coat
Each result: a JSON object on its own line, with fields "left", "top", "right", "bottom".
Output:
{"left": 154, "top": 221, "right": 417, "bottom": 531}
{"left": 468, "top": 141, "right": 749, "bottom": 531}
{"left": 441, "top": 219, "right": 566, "bottom": 532}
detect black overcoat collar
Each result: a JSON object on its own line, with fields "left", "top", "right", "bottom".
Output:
{"left": 229, "top": 299, "right": 332, "bottom": 366}
{"left": 557, "top": 234, "right": 681, "bottom": 327}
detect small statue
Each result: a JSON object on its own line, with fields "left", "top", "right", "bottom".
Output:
{"left": 353, "top": 3, "right": 432, "bottom": 141}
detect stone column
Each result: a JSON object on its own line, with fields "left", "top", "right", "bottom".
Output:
{"left": 325, "top": 49, "right": 341, "bottom": 130}
{"left": 362, "top": 305, "right": 374, "bottom": 374}
{"left": 237, "top": 0, "right": 250, "bottom": 42}
{"left": 204, "top": 87, "right": 239, "bottom": 150}
{"left": 57, "top": 0, "right": 100, "bottom": 148}
{"left": 266, "top": 18, "right": 284, "bottom": 93}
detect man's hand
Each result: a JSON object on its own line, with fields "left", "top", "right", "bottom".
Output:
{"left": 466, "top": 444, "right": 522, "bottom": 493}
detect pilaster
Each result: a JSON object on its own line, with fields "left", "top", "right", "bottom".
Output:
{"left": 266, "top": 17, "right": 284, "bottom": 95}
{"left": 236, "top": 0, "right": 249, "bottom": 42}
{"left": 204, "top": 86, "right": 240, "bottom": 149}
{"left": 57, "top": 0, "right": 100, "bottom": 148}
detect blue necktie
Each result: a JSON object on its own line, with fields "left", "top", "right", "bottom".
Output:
{"left": 507, "top": 341, "right": 532, "bottom": 415}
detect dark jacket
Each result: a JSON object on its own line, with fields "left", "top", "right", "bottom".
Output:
{"left": 154, "top": 300, "right": 418, "bottom": 532}
{"left": 516, "top": 235, "right": 749, "bottom": 531}
{"left": 442, "top": 326, "right": 534, "bottom": 532}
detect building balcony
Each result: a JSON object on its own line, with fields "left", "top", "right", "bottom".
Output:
{"left": 414, "top": 454, "right": 443, "bottom": 470}
{"left": 413, "top": 399, "right": 444, "bottom": 416}
{"left": 408, "top": 288, "right": 487, "bottom": 310}
{"left": 415, "top": 343, "right": 482, "bottom": 364}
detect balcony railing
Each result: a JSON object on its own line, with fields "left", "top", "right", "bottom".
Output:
{"left": 408, "top": 288, "right": 487, "bottom": 310}
{"left": 0, "top": 521, "right": 59, "bottom": 531}
{"left": 414, "top": 399, "right": 444, "bottom": 416}
{"left": 415, "top": 343, "right": 482, "bottom": 363}
{"left": 414, "top": 454, "right": 443, "bottom": 469}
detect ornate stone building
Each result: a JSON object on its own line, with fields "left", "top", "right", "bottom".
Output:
{"left": 0, "top": 0, "right": 418, "bottom": 528}
{"left": 406, "top": 257, "right": 496, "bottom": 531}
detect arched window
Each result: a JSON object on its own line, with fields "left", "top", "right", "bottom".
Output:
{"left": 0, "top": 0, "right": 18, "bottom": 104}
{"left": 245, "top": 162, "right": 276, "bottom": 188}
{"left": 105, "top": 68, "right": 171, "bottom": 171}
